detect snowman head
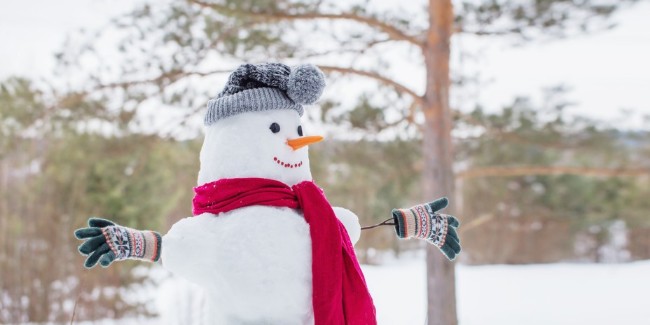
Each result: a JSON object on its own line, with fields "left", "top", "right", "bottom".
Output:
{"left": 197, "top": 63, "right": 326, "bottom": 187}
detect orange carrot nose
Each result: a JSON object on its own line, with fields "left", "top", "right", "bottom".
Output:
{"left": 286, "top": 135, "right": 324, "bottom": 151}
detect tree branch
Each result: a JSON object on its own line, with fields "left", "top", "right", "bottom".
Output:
{"left": 51, "top": 69, "right": 230, "bottom": 123}
{"left": 188, "top": 0, "right": 423, "bottom": 48}
{"left": 296, "top": 38, "right": 393, "bottom": 59}
{"left": 457, "top": 166, "right": 650, "bottom": 179}
{"left": 93, "top": 68, "right": 231, "bottom": 91}
{"left": 453, "top": 26, "right": 522, "bottom": 36}
{"left": 318, "top": 65, "right": 423, "bottom": 105}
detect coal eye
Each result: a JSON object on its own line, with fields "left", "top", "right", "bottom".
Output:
{"left": 297, "top": 125, "right": 303, "bottom": 136}
{"left": 269, "top": 122, "right": 280, "bottom": 133}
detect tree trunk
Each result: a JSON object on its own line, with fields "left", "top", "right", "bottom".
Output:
{"left": 423, "top": 0, "right": 457, "bottom": 324}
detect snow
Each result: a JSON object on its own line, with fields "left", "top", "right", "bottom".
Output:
{"left": 198, "top": 109, "right": 314, "bottom": 187}
{"left": 162, "top": 208, "right": 314, "bottom": 323}
{"left": 161, "top": 107, "right": 361, "bottom": 323}
{"left": 24, "top": 258, "right": 650, "bottom": 324}
{"left": 153, "top": 257, "right": 650, "bottom": 325}
{"left": 332, "top": 207, "right": 362, "bottom": 245}
{"left": 364, "top": 258, "right": 650, "bottom": 325}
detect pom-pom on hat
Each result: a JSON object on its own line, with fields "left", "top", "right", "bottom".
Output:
{"left": 204, "top": 63, "right": 326, "bottom": 125}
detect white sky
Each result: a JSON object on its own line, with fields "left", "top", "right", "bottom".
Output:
{"left": 468, "top": 2, "right": 650, "bottom": 127}
{"left": 1, "top": 0, "right": 648, "bottom": 128}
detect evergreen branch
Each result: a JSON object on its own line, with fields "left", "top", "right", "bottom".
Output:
{"left": 457, "top": 166, "right": 650, "bottom": 179}
{"left": 188, "top": 0, "right": 423, "bottom": 48}
{"left": 296, "top": 38, "right": 393, "bottom": 59}
{"left": 160, "top": 102, "right": 207, "bottom": 140}
{"left": 453, "top": 26, "right": 522, "bottom": 36}
{"left": 454, "top": 112, "right": 587, "bottom": 150}
{"left": 93, "top": 69, "right": 231, "bottom": 91}
{"left": 318, "top": 65, "right": 423, "bottom": 105}
{"left": 54, "top": 68, "right": 228, "bottom": 104}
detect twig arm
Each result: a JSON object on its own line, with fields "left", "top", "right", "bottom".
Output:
{"left": 361, "top": 217, "right": 395, "bottom": 230}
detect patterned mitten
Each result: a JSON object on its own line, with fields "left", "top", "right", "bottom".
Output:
{"left": 74, "top": 218, "right": 162, "bottom": 268}
{"left": 392, "top": 197, "right": 461, "bottom": 260}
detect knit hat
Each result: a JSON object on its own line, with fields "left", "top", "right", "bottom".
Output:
{"left": 205, "top": 63, "right": 326, "bottom": 125}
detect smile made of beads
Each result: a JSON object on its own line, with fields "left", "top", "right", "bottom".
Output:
{"left": 273, "top": 156, "right": 303, "bottom": 169}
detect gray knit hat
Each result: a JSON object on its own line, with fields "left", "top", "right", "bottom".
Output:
{"left": 205, "top": 63, "right": 326, "bottom": 125}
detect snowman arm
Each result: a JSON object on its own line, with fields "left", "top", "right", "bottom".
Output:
{"left": 332, "top": 207, "right": 361, "bottom": 245}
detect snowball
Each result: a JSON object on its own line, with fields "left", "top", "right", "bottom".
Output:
{"left": 161, "top": 207, "right": 313, "bottom": 323}
{"left": 198, "top": 109, "right": 313, "bottom": 187}
{"left": 333, "top": 207, "right": 362, "bottom": 245}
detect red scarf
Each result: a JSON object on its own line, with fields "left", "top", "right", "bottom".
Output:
{"left": 193, "top": 178, "right": 376, "bottom": 325}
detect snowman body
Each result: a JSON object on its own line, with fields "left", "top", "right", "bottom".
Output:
{"left": 160, "top": 110, "right": 360, "bottom": 323}
{"left": 163, "top": 207, "right": 313, "bottom": 324}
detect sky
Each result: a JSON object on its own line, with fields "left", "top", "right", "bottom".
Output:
{"left": 0, "top": 0, "right": 134, "bottom": 78}
{"left": 1, "top": 0, "right": 649, "bottom": 128}
{"left": 470, "top": 2, "right": 650, "bottom": 127}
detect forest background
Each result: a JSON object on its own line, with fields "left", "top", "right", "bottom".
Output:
{"left": 1, "top": 0, "right": 649, "bottom": 323}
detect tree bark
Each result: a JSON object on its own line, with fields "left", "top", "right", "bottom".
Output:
{"left": 423, "top": 0, "right": 458, "bottom": 324}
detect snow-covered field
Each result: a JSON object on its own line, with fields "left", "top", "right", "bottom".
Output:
{"left": 59, "top": 258, "right": 650, "bottom": 325}
{"left": 151, "top": 258, "right": 650, "bottom": 325}
{"left": 365, "top": 259, "right": 650, "bottom": 325}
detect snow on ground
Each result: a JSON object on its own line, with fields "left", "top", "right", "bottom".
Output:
{"left": 364, "top": 259, "right": 650, "bottom": 325}
{"left": 60, "top": 258, "right": 650, "bottom": 325}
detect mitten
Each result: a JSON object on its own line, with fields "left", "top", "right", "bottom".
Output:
{"left": 74, "top": 218, "right": 162, "bottom": 268}
{"left": 392, "top": 197, "right": 461, "bottom": 260}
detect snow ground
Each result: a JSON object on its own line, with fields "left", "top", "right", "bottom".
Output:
{"left": 364, "top": 259, "right": 650, "bottom": 325}
{"left": 53, "top": 258, "right": 650, "bottom": 325}
{"left": 151, "top": 258, "right": 650, "bottom": 325}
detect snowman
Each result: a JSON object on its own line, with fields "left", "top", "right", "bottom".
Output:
{"left": 75, "top": 63, "right": 461, "bottom": 324}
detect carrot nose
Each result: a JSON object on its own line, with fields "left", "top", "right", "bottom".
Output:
{"left": 286, "top": 136, "right": 324, "bottom": 151}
